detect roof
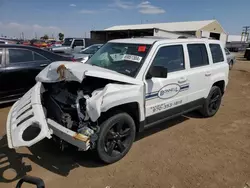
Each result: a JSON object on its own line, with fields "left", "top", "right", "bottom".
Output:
{"left": 105, "top": 20, "right": 216, "bottom": 32}
{"left": 109, "top": 38, "right": 160, "bottom": 44}
{"left": 109, "top": 37, "right": 222, "bottom": 45}
{"left": 0, "top": 44, "right": 43, "bottom": 50}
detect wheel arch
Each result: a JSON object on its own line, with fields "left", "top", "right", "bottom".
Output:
{"left": 98, "top": 102, "right": 142, "bottom": 132}
{"left": 212, "top": 80, "right": 225, "bottom": 95}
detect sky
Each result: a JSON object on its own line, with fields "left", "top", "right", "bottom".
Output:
{"left": 0, "top": 0, "right": 250, "bottom": 39}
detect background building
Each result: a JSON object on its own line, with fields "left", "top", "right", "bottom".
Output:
{"left": 91, "top": 19, "right": 227, "bottom": 46}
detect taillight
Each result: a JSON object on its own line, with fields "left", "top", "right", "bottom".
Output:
{"left": 71, "top": 58, "right": 76, "bottom": 62}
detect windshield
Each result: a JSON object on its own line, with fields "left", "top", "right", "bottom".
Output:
{"left": 80, "top": 45, "right": 102, "bottom": 54}
{"left": 86, "top": 42, "right": 151, "bottom": 77}
{"left": 62, "top": 38, "right": 73, "bottom": 46}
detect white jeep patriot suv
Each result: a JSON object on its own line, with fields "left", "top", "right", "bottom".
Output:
{"left": 6, "top": 38, "right": 229, "bottom": 163}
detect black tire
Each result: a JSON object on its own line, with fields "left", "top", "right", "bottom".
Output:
{"left": 97, "top": 112, "right": 136, "bottom": 164}
{"left": 200, "top": 86, "right": 222, "bottom": 117}
{"left": 229, "top": 61, "right": 233, "bottom": 70}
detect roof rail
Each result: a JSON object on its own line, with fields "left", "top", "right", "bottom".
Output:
{"left": 131, "top": 35, "right": 197, "bottom": 39}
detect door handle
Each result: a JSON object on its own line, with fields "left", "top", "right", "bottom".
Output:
{"left": 40, "top": 64, "right": 47, "bottom": 67}
{"left": 178, "top": 77, "right": 187, "bottom": 83}
{"left": 205, "top": 72, "right": 211, "bottom": 76}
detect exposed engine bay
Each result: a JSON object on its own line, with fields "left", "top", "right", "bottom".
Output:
{"left": 41, "top": 77, "right": 117, "bottom": 150}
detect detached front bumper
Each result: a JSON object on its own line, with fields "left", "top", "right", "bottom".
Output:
{"left": 6, "top": 82, "right": 90, "bottom": 151}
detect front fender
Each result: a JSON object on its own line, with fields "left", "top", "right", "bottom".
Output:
{"left": 86, "top": 83, "right": 144, "bottom": 122}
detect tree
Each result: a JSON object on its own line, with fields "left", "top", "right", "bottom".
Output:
{"left": 42, "top": 34, "right": 49, "bottom": 40}
{"left": 58, "top": 33, "right": 64, "bottom": 41}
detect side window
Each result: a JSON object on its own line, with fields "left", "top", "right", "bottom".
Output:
{"left": 210, "top": 44, "right": 224, "bottom": 63}
{"left": 187, "top": 44, "right": 209, "bottom": 68}
{"left": 151, "top": 45, "right": 185, "bottom": 73}
{"left": 9, "top": 49, "right": 33, "bottom": 63}
{"left": 73, "top": 40, "right": 84, "bottom": 46}
{"left": 34, "top": 52, "right": 47, "bottom": 61}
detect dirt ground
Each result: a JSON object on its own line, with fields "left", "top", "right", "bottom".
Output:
{"left": 1, "top": 54, "right": 250, "bottom": 188}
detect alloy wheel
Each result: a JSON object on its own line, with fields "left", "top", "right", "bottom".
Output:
{"left": 104, "top": 121, "right": 132, "bottom": 157}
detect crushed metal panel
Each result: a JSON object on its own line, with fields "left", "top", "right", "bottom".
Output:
{"left": 6, "top": 82, "right": 52, "bottom": 148}
{"left": 36, "top": 61, "right": 142, "bottom": 85}
{"left": 86, "top": 83, "right": 143, "bottom": 122}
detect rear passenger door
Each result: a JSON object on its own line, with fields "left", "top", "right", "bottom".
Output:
{"left": 186, "top": 43, "right": 212, "bottom": 103}
{"left": 4, "top": 48, "right": 51, "bottom": 96}
{"left": 145, "top": 44, "right": 189, "bottom": 125}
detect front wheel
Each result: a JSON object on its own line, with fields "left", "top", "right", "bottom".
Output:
{"left": 200, "top": 86, "right": 222, "bottom": 117}
{"left": 97, "top": 112, "right": 136, "bottom": 164}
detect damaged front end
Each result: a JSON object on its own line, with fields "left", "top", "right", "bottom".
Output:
{"left": 6, "top": 61, "right": 143, "bottom": 151}
{"left": 6, "top": 81, "right": 95, "bottom": 151}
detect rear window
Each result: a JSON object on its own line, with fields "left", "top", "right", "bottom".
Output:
{"left": 187, "top": 44, "right": 209, "bottom": 68}
{"left": 73, "top": 40, "right": 84, "bottom": 46}
{"left": 210, "top": 44, "right": 224, "bottom": 63}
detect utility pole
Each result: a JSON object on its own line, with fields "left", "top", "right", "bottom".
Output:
{"left": 241, "top": 26, "right": 250, "bottom": 42}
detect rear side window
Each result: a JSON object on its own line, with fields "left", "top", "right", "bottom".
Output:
{"left": 9, "top": 49, "right": 33, "bottom": 63}
{"left": 151, "top": 45, "right": 185, "bottom": 73}
{"left": 210, "top": 44, "right": 224, "bottom": 63}
{"left": 187, "top": 44, "right": 209, "bottom": 68}
{"left": 34, "top": 52, "right": 47, "bottom": 61}
{"left": 73, "top": 40, "right": 84, "bottom": 46}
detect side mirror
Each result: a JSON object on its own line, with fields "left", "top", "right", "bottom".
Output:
{"left": 146, "top": 66, "right": 168, "bottom": 79}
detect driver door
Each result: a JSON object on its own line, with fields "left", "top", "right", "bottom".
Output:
{"left": 144, "top": 44, "right": 190, "bottom": 126}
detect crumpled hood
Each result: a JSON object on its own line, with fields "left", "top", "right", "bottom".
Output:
{"left": 35, "top": 61, "right": 142, "bottom": 85}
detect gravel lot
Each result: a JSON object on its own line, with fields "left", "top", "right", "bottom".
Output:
{"left": 1, "top": 54, "right": 250, "bottom": 188}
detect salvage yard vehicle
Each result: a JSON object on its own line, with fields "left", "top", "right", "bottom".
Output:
{"left": 50, "top": 38, "right": 100, "bottom": 54}
{"left": 0, "top": 44, "right": 75, "bottom": 104}
{"left": 6, "top": 38, "right": 229, "bottom": 164}
{"left": 73, "top": 44, "right": 103, "bottom": 63}
{"left": 224, "top": 47, "right": 236, "bottom": 70}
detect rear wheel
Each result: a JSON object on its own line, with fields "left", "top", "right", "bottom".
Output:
{"left": 200, "top": 86, "right": 222, "bottom": 117}
{"left": 229, "top": 60, "right": 233, "bottom": 70}
{"left": 97, "top": 112, "right": 136, "bottom": 164}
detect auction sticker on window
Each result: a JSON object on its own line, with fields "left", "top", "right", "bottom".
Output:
{"left": 123, "top": 54, "right": 142, "bottom": 63}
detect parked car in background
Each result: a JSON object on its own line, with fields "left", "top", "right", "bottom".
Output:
{"left": 0, "top": 40, "right": 8, "bottom": 44}
{"left": 73, "top": 44, "right": 103, "bottom": 63}
{"left": 50, "top": 38, "right": 101, "bottom": 54}
{"left": 224, "top": 47, "right": 236, "bottom": 70}
{"left": 0, "top": 44, "right": 75, "bottom": 104}
{"left": 30, "top": 39, "right": 49, "bottom": 49}
{"left": 244, "top": 47, "right": 250, "bottom": 60}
